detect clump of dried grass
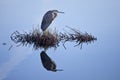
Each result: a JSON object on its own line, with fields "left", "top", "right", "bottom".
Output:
{"left": 10, "top": 27, "right": 97, "bottom": 50}
{"left": 10, "top": 28, "right": 59, "bottom": 50}
{"left": 59, "top": 27, "right": 97, "bottom": 49}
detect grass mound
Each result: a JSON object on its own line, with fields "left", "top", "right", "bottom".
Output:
{"left": 10, "top": 27, "right": 97, "bottom": 50}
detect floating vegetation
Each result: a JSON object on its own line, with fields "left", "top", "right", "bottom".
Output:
{"left": 59, "top": 27, "right": 97, "bottom": 49}
{"left": 10, "top": 27, "right": 97, "bottom": 50}
{"left": 2, "top": 42, "right": 7, "bottom": 45}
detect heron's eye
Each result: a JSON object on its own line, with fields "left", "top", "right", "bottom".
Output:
{"left": 53, "top": 13, "right": 57, "bottom": 17}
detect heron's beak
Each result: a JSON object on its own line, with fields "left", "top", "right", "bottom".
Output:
{"left": 58, "top": 11, "right": 64, "bottom": 14}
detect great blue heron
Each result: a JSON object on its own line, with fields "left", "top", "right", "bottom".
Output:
{"left": 40, "top": 51, "right": 63, "bottom": 72}
{"left": 41, "top": 10, "right": 64, "bottom": 31}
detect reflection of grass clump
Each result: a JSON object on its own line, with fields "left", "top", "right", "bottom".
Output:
{"left": 10, "top": 27, "right": 97, "bottom": 50}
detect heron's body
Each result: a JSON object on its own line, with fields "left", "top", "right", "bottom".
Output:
{"left": 41, "top": 10, "right": 64, "bottom": 31}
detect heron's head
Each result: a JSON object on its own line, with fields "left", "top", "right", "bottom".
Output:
{"left": 51, "top": 10, "right": 64, "bottom": 14}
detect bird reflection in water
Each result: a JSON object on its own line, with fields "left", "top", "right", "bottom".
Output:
{"left": 40, "top": 51, "right": 63, "bottom": 72}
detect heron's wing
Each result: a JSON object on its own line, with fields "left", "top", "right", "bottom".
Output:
{"left": 41, "top": 12, "right": 54, "bottom": 31}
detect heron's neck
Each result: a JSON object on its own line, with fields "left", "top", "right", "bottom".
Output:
{"left": 52, "top": 13, "right": 57, "bottom": 19}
